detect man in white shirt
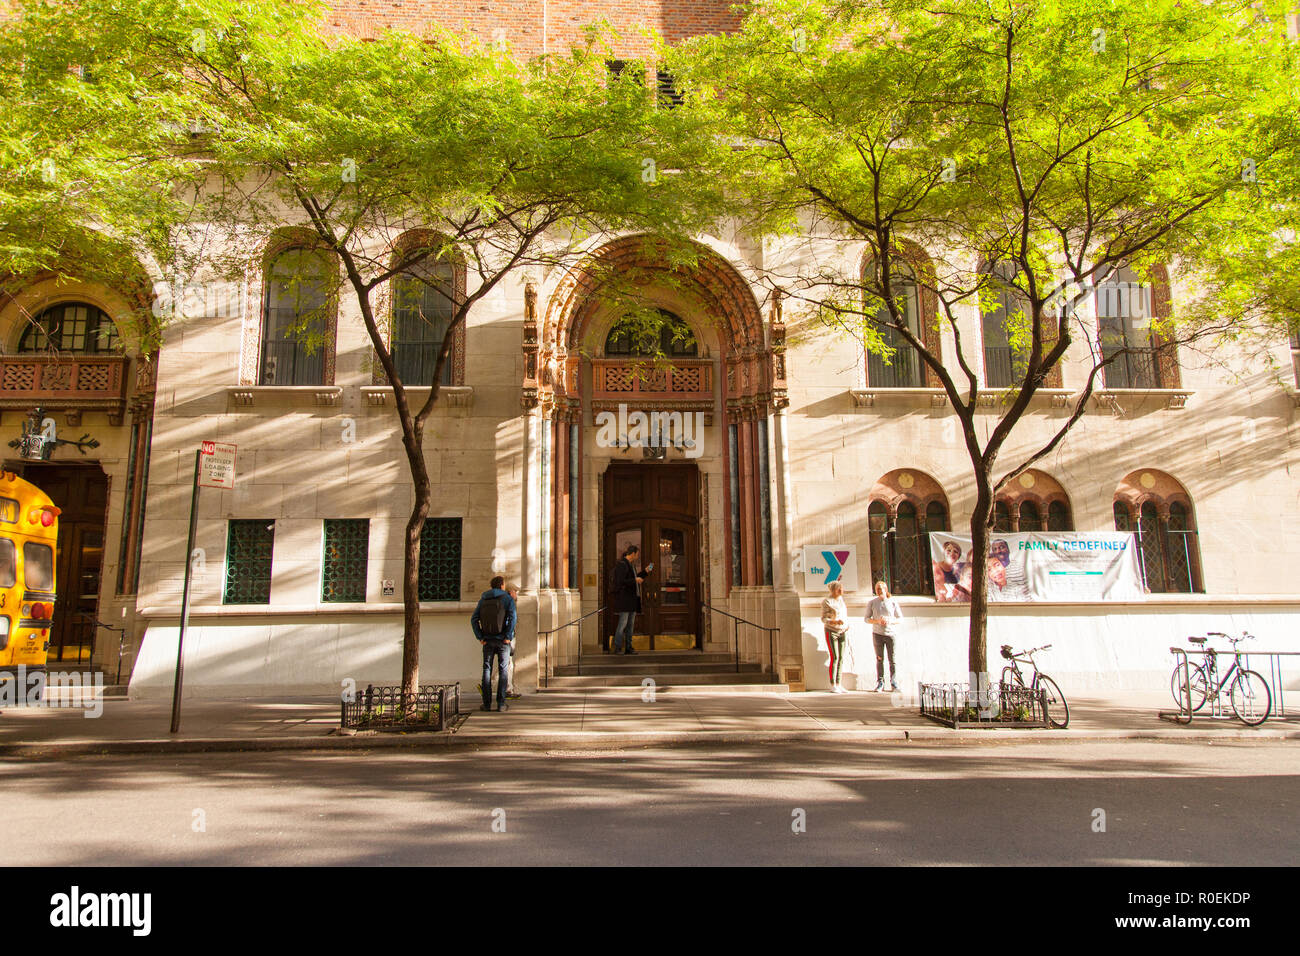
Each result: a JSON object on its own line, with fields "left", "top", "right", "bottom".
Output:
{"left": 865, "top": 579, "right": 902, "bottom": 692}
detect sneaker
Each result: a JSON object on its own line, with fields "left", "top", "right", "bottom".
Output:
{"left": 890, "top": 682, "right": 900, "bottom": 692}
{"left": 624, "top": 648, "right": 637, "bottom": 655}
{"left": 832, "top": 684, "right": 847, "bottom": 694}
{"left": 874, "top": 680, "right": 884, "bottom": 692}
{"left": 498, "top": 703, "right": 509, "bottom": 712}
{"left": 506, "top": 690, "right": 522, "bottom": 700}
{"left": 480, "top": 704, "right": 491, "bottom": 712}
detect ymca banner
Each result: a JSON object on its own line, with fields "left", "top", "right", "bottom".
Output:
{"left": 929, "top": 532, "right": 1144, "bottom": 603}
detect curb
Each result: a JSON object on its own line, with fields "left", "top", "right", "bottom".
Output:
{"left": 2, "top": 724, "right": 1298, "bottom": 759}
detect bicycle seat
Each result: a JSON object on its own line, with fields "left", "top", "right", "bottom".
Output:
{"left": 1188, "top": 636, "right": 1207, "bottom": 645}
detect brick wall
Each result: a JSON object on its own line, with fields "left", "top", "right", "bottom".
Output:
{"left": 323, "top": 0, "right": 745, "bottom": 53}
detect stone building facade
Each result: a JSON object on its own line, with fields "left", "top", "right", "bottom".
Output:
{"left": 5, "top": 1, "right": 1297, "bottom": 697}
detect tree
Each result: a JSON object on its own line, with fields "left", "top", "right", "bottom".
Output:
{"left": 673, "top": 0, "right": 1299, "bottom": 687}
{"left": 0, "top": 0, "right": 203, "bottom": 342}
{"left": 11, "top": 0, "right": 724, "bottom": 696}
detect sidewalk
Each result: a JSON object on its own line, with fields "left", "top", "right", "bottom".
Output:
{"left": 1, "top": 687, "right": 1296, "bottom": 757}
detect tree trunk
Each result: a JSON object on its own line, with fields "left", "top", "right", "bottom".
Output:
{"left": 400, "top": 421, "right": 431, "bottom": 698}
{"left": 967, "top": 475, "right": 994, "bottom": 702}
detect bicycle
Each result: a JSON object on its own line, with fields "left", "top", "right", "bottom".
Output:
{"left": 999, "top": 644, "right": 1069, "bottom": 729}
{"left": 1170, "top": 631, "right": 1271, "bottom": 726}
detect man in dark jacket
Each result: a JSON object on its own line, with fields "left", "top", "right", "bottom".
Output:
{"left": 472, "top": 575, "right": 517, "bottom": 711}
{"left": 609, "top": 544, "right": 650, "bottom": 655}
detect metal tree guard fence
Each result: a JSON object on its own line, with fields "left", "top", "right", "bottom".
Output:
{"left": 340, "top": 682, "right": 460, "bottom": 731}
{"left": 919, "top": 680, "right": 1050, "bottom": 728}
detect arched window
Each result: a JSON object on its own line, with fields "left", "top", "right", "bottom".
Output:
{"left": 992, "top": 470, "right": 1073, "bottom": 532}
{"left": 1114, "top": 470, "right": 1201, "bottom": 593}
{"left": 864, "top": 260, "right": 923, "bottom": 388}
{"left": 1018, "top": 500, "right": 1042, "bottom": 532}
{"left": 391, "top": 255, "right": 456, "bottom": 386}
{"left": 605, "top": 309, "right": 698, "bottom": 357}
{"left": 980, "top": 261, "right": 1030, "bottom": 388}
{"left": 868, "top": 501, "right": 890, "bottom": 590}
{"left": 867, "top": 470, "right": 949, "bottom": 596}
{"left": 18, "top": 302, "right": 118, "bottom": 354}
{"left": 261, "top": 247, "right": 333, "bottom": 386}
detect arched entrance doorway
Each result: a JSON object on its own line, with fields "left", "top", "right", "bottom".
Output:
{"left": 522, "top": 235, "right": 792, "bottom": 668}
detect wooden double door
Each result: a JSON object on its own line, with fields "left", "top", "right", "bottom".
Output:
{"left": 603, "top": 463, "right": 700, "bottom": 651}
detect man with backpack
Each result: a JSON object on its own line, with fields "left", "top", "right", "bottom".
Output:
{"left": 472, "top": 575, "right": 517, "bottom": 712}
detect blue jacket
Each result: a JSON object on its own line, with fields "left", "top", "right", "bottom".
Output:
{"left": 471, "top": 588, "right": 517, "bottom": 642}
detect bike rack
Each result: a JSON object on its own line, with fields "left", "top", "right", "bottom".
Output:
{"left": 1159, "top": 645, "right": 1299, "bottom": 725}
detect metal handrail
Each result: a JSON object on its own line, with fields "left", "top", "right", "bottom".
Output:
{"left": 700, "top": 602, "right": 780, "bottom": 678}
{"left": 537, "top": 605, "right": 606, "bottom": 688}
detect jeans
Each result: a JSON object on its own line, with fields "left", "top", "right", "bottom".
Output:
{"left": 481, "top": 639, "right": 511, "bottom": 707}
{"left": 873, "top": 633, "right": 896, "bottom": 682}
{"left": 825, "top": 628, "right": 846, "bottom": 685}
{"left": 614, "top": 611, "right": 636, "bottom": 652}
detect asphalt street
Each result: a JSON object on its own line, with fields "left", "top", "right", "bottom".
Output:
{"left": 3, "top": 740, "right": 1295, "bottom": 865}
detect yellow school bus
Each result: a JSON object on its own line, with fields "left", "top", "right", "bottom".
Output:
{"left": 0, "top": 471, "right": 59, "bottom": 669}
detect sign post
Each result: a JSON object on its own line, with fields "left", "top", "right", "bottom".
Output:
{"left": 170, "top": 441, "right": 236, "bottom": 734}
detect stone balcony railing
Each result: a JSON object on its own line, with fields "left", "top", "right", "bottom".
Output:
{"left": 0, "top": 354, "right": 129, "bottom": 424}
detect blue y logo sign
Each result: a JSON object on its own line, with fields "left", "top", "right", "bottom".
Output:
{"left": 821, "top": 550, "right": 851, "bottom": 584}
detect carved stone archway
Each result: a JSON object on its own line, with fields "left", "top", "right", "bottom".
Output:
{"left": 521, "top": 235, "right": 788, "bottom": 594}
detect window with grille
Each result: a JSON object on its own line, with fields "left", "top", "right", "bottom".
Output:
{"left": 225, "top": 519, "right": 274, "bottom": 604}
{"left": 392, "top": 256, "right": 455, "bottom": 386}
{"left": 1096, "top": 264, "right": 1162, "bottom": 388}
{"left": 981, "top": 261, "right": 1031, "bottom": 388}
{"left": 261, "top": 247, "right": 332, "bottom": 385}
{"left": 322, "top": 519, "right": 369, "bottom": 603}
{"left": 18, "top": 302, "right": 118, "bottom": 354}
{"left": 864, "top": 260, "right": 923, "bottom": 387}
{"left": 418, "top": 517, "right": 462, "bottom": 601}
{"left": 870, "top": 499, "right": 946, "bottom": 595}
{"left": 1115, "top": 499, "right": 1200, "bottom": 593}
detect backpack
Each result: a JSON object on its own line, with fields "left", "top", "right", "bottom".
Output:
{"left": 479, "top": 595, "right": 508, "bottom": 637}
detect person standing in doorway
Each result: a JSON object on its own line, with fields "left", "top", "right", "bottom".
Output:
{"left": 472, "top": 575, "right": 517, "bottom": 711}
{"left": 866, "top": 579, "right": 903, "bottom": 692}
{"left": 610, "top": 544, "right": 651, "bottom": 655}
{"left": 820, "top": 581, "right": 850, "bottom": 693}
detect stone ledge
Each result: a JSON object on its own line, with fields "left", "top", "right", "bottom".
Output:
{"left": 360, "top": 385, "right": 474, "bottom": 408}
{"left": 850, "top": 387, "right": 949, "bottom": 408}
{"left": 974, "top": 387, "right": 1073, "bottom": 408}
{"left": 1091, "top": 388, "right": 1193, "bottom": 412}
{"left": 225, "top": 385, "right": 343, "bottom": 407}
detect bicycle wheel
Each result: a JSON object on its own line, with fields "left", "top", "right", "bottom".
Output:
{"left": 1170, "top": 663, "right": 1208, "bottom": 713}
{"left": 1229, "top": 670, "right": 1272, "bottom": 726}
{"left": 1038, "top": 675, "right": 1070, "bottom": 729}
{"left": 1001, "top": 666, "right": 1022, "bottom": 689}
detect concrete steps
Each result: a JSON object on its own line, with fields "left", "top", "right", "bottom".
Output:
{"left": 544, "top": 650, "right": 781, "bottom": 690}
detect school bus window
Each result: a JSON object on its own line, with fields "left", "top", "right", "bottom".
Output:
{"left": 23, "top": 542, "right": 54, "bottom": 591}
{"left": 0, "top": 498, "right": 16, "bottom": 523}
{"left": 0, "top": 616, "right": 9, "bottom": 649}
{"left": 0, "top": 539, "right": 14, "bottom": 588}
